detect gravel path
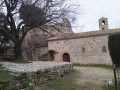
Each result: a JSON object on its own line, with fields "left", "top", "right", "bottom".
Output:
{"left": 0, "top": 61, "right": 71, "bottom": 73}
{"left": 74, "top": 67, "right": 114, "bottom": 89}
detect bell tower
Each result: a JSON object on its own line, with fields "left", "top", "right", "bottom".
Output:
{"left": 99, "top": 17, "right": 109, "bottom": 30}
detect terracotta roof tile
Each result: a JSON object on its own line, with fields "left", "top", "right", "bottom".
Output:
{"left": 48, "top": 28, "right": 120, "bottom": 41}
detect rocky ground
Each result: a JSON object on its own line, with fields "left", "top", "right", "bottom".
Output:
{"left": 0, "top": 61, "right": 71, "bottom": 72}
{"left": 36, "top": 66, "right": 114, "bottom": 90}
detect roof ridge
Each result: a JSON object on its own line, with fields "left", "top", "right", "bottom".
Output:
{"left": 48, "top": 28, "right": 120, "bottom": 41}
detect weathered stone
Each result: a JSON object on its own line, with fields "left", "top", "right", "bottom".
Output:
{"left": 47, "top": 18, "right": 119, "bottom": 65}
{"left": 24, "top": 18, "right": 73, "bottom": 61}
{"left": 14, "top": 74, "right": 23, "bottom": 81}
{"left": 20, "top": 82, "right": 28, "bottom": 89}
{"left": 10, "top": 86, "right": 19, "bottom": 90}
{"left": 1, "top": 81, "right": 9, "bottom": 89}
{"left": 0, "top": 61, "right": 73, "bottom": 89}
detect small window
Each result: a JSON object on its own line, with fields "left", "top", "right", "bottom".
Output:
{"left": 102, "top": 46, "right": 106, "bottom": 52}
{"left": 82, "top": 47, "right": 85, "bottom": 53}
{"left": 102, "top": 20, "right": 105, "bottom": 25}
{"left": 102, "top": 28, "right": 104, "bottom": 30}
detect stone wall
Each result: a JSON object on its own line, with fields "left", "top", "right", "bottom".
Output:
{"left": 23, "top": 18, "right": 73, "bottom": 61}
{"left": 32, "top": 47, "right": 49, "bottom": 61}
{"left": 48, "top": 35, "right": 112, "bottom": 65}
{"left": 0, "top": 63, "right": 73, "bottom": 90}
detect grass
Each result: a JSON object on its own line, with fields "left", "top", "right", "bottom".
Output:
{"left": 38, "top": 70, "right": 80, "bottom": 90}
{"left": 0, "top": 70, "right": 15, "bottom": 81}
{"left": 0, "top": 59, "right": 30, "bottom": 81}
{"left": 37, "top": 65, "right": 115, "bottom": 90}
{"left": 0, "top": 62, "right": 115, "bottom": 89}
{"left": 102, "top": 85, "right": 115, "bottom": 90}
{"left": 74, "top": 64, "right": 113, "bottom": 70}
{"left": 0, "top": 66, "right": 17, "bottom": 81}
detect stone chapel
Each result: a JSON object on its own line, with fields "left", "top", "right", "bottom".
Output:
{"left": 48, "top": 17, "right": 120, "bottom": 65}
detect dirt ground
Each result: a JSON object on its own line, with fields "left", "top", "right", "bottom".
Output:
{"left": 37, "top": 66, "right": 114, "bottom": 90}
{"left": 74, "top": 67, "right": 114, "bottom": 90}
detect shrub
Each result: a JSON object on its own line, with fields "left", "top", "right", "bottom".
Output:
{"left": 108, "top": 34, "right": 120, "bottom": 66}
{"left": 49, "top": 50, "right": 56, "bottom": 60}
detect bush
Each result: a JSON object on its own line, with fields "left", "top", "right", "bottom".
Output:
{"left": 49, "top": 50, "right": 56, "bottom": 60}
{"left": 108, "top": 34, "right": 120, "bottom": 66}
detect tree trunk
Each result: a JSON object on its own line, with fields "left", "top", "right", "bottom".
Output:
{"left": 14, "top": 42, "right": 23, "bottom": 60}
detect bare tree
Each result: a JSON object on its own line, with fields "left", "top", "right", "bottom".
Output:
{"left": 0, "top": 0, "right": 79, "bottom": 60}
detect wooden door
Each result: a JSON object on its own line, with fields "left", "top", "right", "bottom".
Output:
{"left": 63, "top": 53, "right": 70, "bottom": 62}
{"left": 27, "top": 49, "right": 32, "bottom": 60}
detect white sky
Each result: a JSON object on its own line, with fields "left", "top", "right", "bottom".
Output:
{"left": 72, "top": 0, "right": 120, "bottom": 33}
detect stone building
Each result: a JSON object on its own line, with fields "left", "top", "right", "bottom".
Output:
{"left": 48, "top": 17, "right": 120, "bottom": 65}
{"left": 23, "top": 18, "right": 73, "bottom": 60}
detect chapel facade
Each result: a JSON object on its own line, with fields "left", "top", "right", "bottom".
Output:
{"left": 48, "top": 17, "right": 120, "bottom": 65}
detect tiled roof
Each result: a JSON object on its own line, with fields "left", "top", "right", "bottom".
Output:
{"left": 48, "top": 28, "right": 120, "bottom": 41}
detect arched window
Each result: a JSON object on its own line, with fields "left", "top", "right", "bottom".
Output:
{"left": 102, "top": 46, "right": 106, "bottom": 52}
{"left": 102, "top": 20, "right": 105, "bottom": 25}
{"left": 82, "top": 47, "right": 85, "bottom": 53}
{"left": 102, "top": 28, "right": 104, "bottom": 30}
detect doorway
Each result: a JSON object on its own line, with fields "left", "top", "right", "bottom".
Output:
{"left": 63, "top": 53, "right": 70, "bottom": 62}
{"left": 27, "top": 49, "right": 32, "bottom": 60}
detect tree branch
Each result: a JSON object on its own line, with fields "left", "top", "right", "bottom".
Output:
{"left": 17, "top": 21, "right": 24, "bottom": 31}
{"left": 0, "top": 28, "right": 15, "bottom": 43}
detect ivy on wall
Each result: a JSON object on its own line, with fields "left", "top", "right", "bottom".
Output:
{"left": 49, "top": 50, "right": 56, "bottom": 60}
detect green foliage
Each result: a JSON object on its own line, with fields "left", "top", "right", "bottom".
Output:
{"left": 36, "top": 70, "right": 42, "bottom": 74}
{"left": 64, "top": 70, "right": 69, "bottom": 74}
{"left": 0, "top": 69, "right": 16, "bottom": 81}
{"left": 47, "top": 77, "right": 52, "bottom": 81}
{"left": 20, "top": 82, "right": 28, "bottom": 89}
{"left": 11, "top": 86, "right": 19, "bottom": 90}
{"left": 60, "top": 74, "right": 64, "bottom": 77}
{"left": 45, "top": 71, "right": 80, "bottom": 90}
{"left": 19, "top": 4, "right": 47, "bottom": 26}
{"left": 74, "top": 64, "right": 113, "bottom": 70}
{"left": 108, "top": 34, "right": 120, "bottom": 66}
{"left": 102, "top": 85, "right": 115, "bottom": 90}
{"left": 49, "top": 50, "right": 56, "bottom": 60}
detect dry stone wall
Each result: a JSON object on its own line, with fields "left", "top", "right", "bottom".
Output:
{"left": 0, "top": 63, "right": 73, "bottom": 90}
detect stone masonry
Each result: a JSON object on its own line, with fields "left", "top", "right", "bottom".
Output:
{"left": 0, "top": 61, "right": 73, "bottom": 90}
{"left": 48, "top": 17, "right": 120, "bottom": 65}
{"left": 23, "top": 18, "right": 73, "bottom": 61}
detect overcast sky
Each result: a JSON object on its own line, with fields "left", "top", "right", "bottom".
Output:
{"left": 72, "top": 0, "right": 120, "bottom": 33}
